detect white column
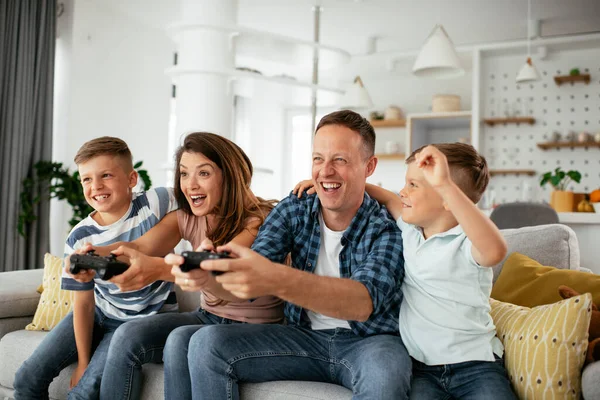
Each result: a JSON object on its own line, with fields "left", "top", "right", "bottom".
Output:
{"left": 168, "top": 0, "right": 236, "bottom": 147}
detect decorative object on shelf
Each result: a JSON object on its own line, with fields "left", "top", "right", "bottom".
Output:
{"left": 577, "top": 198, "right": 595, "bottom": 213}
{"left": 432, "top": 94, "right": 460, "bottom": 112}
{"left": 551, "top": 131, "right": 562, "bottom": 142}
{"left": 413, "top": 24, "right": 464, "bottom": 79}
{"left": 554, "top": 73, "right": 591, "bottom": 86}
{"left": 594, "top": 132, "right": 600, "bottom": 143}
{"left": 483, "top": 117, "right": 535, "bottom": 126}
{"left": 384, "top": 106, "right": 404, "bottom": 120}
{"left": 537, "top": 142, "right": 600, "bottom": 150}
{"left": 369, "top": 111, "right": 384, "bottom": 121}
{"left": 18, "top": 161, "right": 152, "bottom": 236}
{"left": 570, "top": 68, "right": 581, "bottom": 76}
{"left": 565, "top": 130, "right": 577, "bottom": 143}
{"left": 515, "top": 0, "right": 540, "bottom": 83}
{"left": 385, "top": 141, "right": 401, "bottom": 154}
{"left": 578, "top": 131, "right": 591, "bottom": 143}
{"left": 340, "top": 76, "right": 373, "bottom": 110}
{"left": 540, "top": 167, "right": 582, "bottom": 212}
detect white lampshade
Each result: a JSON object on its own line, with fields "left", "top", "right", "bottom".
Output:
{"left": 516, "top": 57, "right": 540, "bottom": 83}
{"left": 413, "top": 24, "right": 464, "bottom": 79}
{"left": 339, "top": 76, "right": 373, "bottom": 109}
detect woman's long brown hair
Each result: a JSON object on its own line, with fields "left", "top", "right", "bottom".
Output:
{"left": 173, "top": 132, "right": 276, "bottom": 247}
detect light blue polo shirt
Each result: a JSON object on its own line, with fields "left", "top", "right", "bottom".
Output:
{"left": 397, "top": 217, "right": 503, "bottom": 365}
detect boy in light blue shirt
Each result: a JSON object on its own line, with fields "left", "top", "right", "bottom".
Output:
{"left": 365, "top": 143, "right": 515, "bottom": 399}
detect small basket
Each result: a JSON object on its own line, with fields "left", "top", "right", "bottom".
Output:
{"left": 432, "top": 95, "right": 461, "bottom": 112}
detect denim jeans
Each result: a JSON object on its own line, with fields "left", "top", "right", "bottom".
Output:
{"left": 163, "top": 310, "right": 242, "bottom": 400}
{"left": 170, "top": 324, "right": 411, "bottom": 400}
{"left": 14, "top": 308, "right": 123, "bottom": 400}
{"left": 101, "top": 308, "right": 237, "bottom": 400}
{"left": 410, "top": 356, "right": 516, "bottom": 400}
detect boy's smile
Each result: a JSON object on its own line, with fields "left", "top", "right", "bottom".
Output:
{"left": 78, "top": 155, "right": 137, "bottom": 226}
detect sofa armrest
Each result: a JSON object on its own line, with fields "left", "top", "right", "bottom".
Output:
{"left": 0, "top": 269, "right": 43, "bottom": 319}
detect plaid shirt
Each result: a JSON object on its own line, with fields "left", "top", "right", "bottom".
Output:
{"left": 252, "top": 192, "right": 404, "bottom": 337}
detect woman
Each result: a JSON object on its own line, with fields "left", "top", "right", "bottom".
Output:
{"left": 97, "top": 132, "right": 282, "bottom": 400}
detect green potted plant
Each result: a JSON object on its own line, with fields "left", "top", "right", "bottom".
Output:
{"left": 18, "top": 160, "right": 152, "bottom": 236}
{"left": 540, "top": 167, "right": 582, "bottom": 212}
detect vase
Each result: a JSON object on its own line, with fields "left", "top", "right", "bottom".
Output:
{"left": 550, "top": 190, "right": 575, "bottom": 212}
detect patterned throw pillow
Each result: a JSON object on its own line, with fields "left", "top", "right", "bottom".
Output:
{"left": 26, "top": 253, "right": 75, "bottom": 331}
{"left": 491, "top": 295, "right": 591, "bottom": 399}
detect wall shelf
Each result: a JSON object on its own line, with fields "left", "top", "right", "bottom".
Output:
{"left": 370, "top": 119, "right": 406, "bottom": 128}
{"left": 483, "top": 117, "right": 535, "bottom": 126}
{"left": 375, "top": 153, "right": 405, "bottom": 160}
{"left": 537, "top": 142, "right": 600, "bottom": 150}
{"left": 489, "top": 169, "right": 536, "bottom": 177}
{"left": 554, "top": 74, "right": 591, "bottom": 86}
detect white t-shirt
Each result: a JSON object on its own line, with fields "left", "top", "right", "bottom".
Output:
{"left": 397, "top": 216, "right": 504, "bottom": 365}
{"left": 306, "top": 213, "right": 351, "bottom": 330}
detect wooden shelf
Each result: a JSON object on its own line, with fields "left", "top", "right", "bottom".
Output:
{"left": 370, "top": 119, "right": 406, "bottom": 128}
{"left": 489, "top": 169, "right": 536, "bottom": 177}
{"left": 537, "top": 142, "right": 600, "bottom": 150}
{"left": 554, "top": 74, "right": 591, "bottom": 86}
{"left": 483, "top": 117, "right": 535, "bottom": 126}
{"left": 375, "top": 153, "right": 405, "bottom": 160}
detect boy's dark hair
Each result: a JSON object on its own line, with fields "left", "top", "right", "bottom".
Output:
{"left": 406, "top": 143, "right": 489, "bottom": 203}
{"left": 74, "top": 136, "right": 133, "bottom": 171}
{"left": 315, "top": 110, "right": 375, "bottom": 159}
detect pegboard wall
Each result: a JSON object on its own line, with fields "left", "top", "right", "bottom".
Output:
{"left": 480, "top": 47, "right": 600, "bottom": 205}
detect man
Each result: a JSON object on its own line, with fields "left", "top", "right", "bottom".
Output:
{"left": 165, "top": 110, "right": 411, "bottom": 400}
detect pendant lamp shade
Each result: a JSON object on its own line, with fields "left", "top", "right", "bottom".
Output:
{"left": 516, "top": 57, "right": 540, "bottom": 83}
{"left": 339, "top": 76, "right": 373, "bottom": 110}
{"left": 413, "top": 24, "right": 464, "bottom": 79}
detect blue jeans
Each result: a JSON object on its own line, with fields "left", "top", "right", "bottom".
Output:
{"left": 14, "top": 308, "right": 123, "bottom": 400}
{"left": 102, "top": 309, "right": 238, "bottom": 400}
{"left": 169, "top": 324, "right": 411, "bottom": 400}
{"left": 410, "top": 356, "right": 516, "bottom": 400}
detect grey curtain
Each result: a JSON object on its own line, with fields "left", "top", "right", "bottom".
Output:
{"left": 0, "top": 0, "right": 56, "bottom": 271}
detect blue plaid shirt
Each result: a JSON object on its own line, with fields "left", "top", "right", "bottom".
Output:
{"left": 252, "top": 192, "right": 404, "bottom": 337}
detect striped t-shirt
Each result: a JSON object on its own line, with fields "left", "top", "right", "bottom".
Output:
{"left": 61, "top": 187, "right": 178, "bottom": 321}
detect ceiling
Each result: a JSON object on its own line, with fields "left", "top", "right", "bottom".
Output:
{"left": 105, "top": 0, "right": 600, "bottom": 56}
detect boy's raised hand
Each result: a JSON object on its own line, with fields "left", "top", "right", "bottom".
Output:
{"left": 292, "top": 179, "right": 316, "bottom": 198}
{"left": 415, "top": 145, "right": 452, "bottom": 190}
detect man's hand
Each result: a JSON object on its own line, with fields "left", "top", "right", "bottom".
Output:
{"left": 415, "top": 145, "right": 452, "bottom": 190}
{"left": 64, "top": 244, "right": 96, "bottom": 283}
{"left": 70, "top": 363, "right": 87, "bottom": 389}
{"left": 108, "top": 246, "right": 163, "bottom": 292}
{"left": 201, "top": 242, "right": 286, "bottom": 299}
{"left": 166, "top": 253, "right": 212, "bottom": 292}
{"left": 292, "top": 179, "right": 316, "bottom": 198}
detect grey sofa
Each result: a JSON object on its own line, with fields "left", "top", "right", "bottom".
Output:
{"left": 0, "top": 224, "right": 597, "bottom": 400}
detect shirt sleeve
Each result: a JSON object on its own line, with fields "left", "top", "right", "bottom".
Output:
{"left": 251, "top": 196, "right": 295, "bottom": 265}
{"left": 147, "top": 187, "right": 179, "bottom": 220}
{"left": 351, "top": 223, "right": 404, "bottom": 315}
{"left": 60, "top": 233, "right": 94, "bottom": 292}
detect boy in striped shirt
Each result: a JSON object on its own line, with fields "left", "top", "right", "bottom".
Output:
{"left": 14, "top": 137, "right": 177, "bottom": 400}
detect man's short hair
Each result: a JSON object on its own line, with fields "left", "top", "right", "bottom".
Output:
{"left": 406, "top": 143, "right": 489, "bottom": 203}
{"left": 74, "top": 136, "right": 133, "bottom": 171}
{"left": 315, "top": 110, "right": 376, "bottom": 159}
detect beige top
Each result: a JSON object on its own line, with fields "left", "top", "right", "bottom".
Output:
{"left": 177, "top": 210, "right": 283, "bottom": 323}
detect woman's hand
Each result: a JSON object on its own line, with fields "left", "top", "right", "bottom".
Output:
{"left": 65, "top": 244, "right": 96, "bottom": 283}
{"left": 109, "top": 246, "right": 165, "bottom": 291}
{"left": 165, "top": 253, "right": 212, "bottom": 292}
{"left": 292, "top": 179, "right": 316, "bottom": 198}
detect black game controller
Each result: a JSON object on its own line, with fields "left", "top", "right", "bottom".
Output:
{"left": 70, "top": 250, "right": 129, "bottom": 280}
{"left": 180, "top": 251, "right": 231, "bottom": 275}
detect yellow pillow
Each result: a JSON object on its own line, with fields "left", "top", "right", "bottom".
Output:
{"left": 26, "top": 253, "right": 75, "bottom": 331}
{"left": 491, "top": 252, "right": 600, "bottom": 308}
{"left": 491, "top": 295, "right": 591, "bottom": 399}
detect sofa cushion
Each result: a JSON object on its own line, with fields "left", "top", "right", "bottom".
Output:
{"left": 0, "top": 269, "right": 43, "bottom": 319}
{"left": 26, "top": 254, "right": 75, "bottom": 331}
{"left": 582, "top": 360, "right": 600, "bottom": 400}
{"left": 491, "top": 252, "right": 600, "bottom": 308}
{"left": 494, "top": 224, "right": 579, "bottom": 283}
{"left": 491, "top": 294, "right": 591, "bottom": 399}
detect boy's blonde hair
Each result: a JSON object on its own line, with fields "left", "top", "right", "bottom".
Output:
{"left": 406, "top": 143, "right": 489, "bottom": 203}
{"left": 74, "top": 137, "right": 133, "bottom": 171}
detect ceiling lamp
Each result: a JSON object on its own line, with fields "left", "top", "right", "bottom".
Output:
{"left": 516, "top": 0, "right": 540, "bottom": 83}
{"left": 339, "top": 76, "right": 373, "bottom": 109}
{"left": 413, "top": 24, "right": 464, "bottom": 79}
